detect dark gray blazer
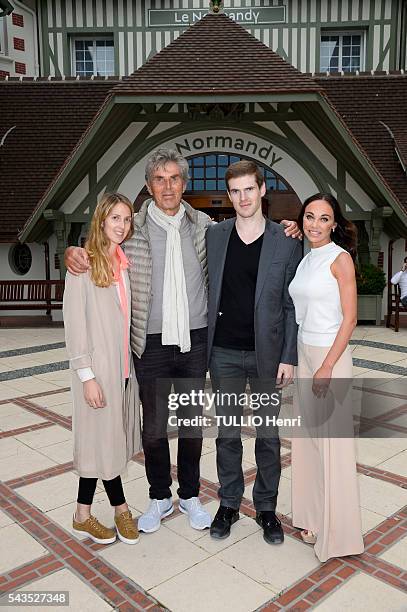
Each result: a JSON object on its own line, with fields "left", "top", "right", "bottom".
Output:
{"left": 206, "top": 218, "right": 302, "bottom": 378}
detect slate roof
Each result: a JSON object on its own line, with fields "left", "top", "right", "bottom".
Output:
{"left": 111, "top": 13, "right": 322, "bottom": 96}
{"left": 315, "top": 72, "right": 407, "bottom": 214}
{"left": 0, "top": 78, "right": 117, "bottom": 242}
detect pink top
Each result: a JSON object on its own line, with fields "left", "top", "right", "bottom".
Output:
{"left": 113, "top": 245, "right": 130, "bottom": 379}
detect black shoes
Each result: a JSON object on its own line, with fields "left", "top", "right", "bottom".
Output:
{"left": 256, "top": 511, "right": 284, "bottom": 545}
{"left": 210, "top": 505, "right": 239, "bottom": 539}
{"left": 210, "top": 506, "right": 284, "bottom": 544}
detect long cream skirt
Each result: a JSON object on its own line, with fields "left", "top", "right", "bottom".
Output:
{"left": 291, "top": 341, "right": 364, "bottom": 562}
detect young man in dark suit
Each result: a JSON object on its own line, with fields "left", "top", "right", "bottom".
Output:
{"left": 207, "top": 160, "right": 302, "bottom": 544}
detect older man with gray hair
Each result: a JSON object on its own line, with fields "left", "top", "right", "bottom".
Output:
{"left": 128, "top": 149, "right": 212, "bottom": 532}
{"left": 66, "top": 148, "right": 212, "bottom": 533}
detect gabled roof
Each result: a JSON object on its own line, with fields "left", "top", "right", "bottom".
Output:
{"left": 315, "top": 72, "right": 407, "bottom": 214}
{"left": 0, "top": 78, "right": 117, "bottom": 241}
{"left": 111, "top": 13, "right": 321, "bottom": 96}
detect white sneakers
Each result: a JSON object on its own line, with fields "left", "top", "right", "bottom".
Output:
{"left": 138, "top": 498, "right": 174, "bottom": 533}
{"left": 179, "top": 497, "right": 211, "bottom": 530}
{"left": 138, "top": 496, "right": 211, "bottom": 533}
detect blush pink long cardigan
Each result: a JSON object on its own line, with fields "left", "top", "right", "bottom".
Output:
{"left": 63, "top": 265, "right": 141, "bottom": 480}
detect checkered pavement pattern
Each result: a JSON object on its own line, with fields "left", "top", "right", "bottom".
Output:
{"left": 0, "top": 327, "right": 406, "bottom": 611}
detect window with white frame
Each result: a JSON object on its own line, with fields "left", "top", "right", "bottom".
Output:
{"left": 320, "top": 32, "right": 364, "bottom": 73}
{"left": 71, "top": 37, "right": 115, "bottom": 76}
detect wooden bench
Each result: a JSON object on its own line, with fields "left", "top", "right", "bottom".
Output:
{"left": 0, "top": 280, "right": 65, "bottom": 315}
{"left": 386, "top": 283, "right": 407, "bottom": 332}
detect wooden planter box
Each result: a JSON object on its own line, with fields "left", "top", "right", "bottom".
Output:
{"left": 357, "top": 294, "right": 382, "bottom": 325}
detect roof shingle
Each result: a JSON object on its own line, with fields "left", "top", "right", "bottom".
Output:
{"left": 315, "top": 73, "right": 407, "bottom": 213}
{"left": 0, "top": 80, "right": 116, "bottom": 241}
{"left": 111, "top": 13, "right": 321, "bottom": 96}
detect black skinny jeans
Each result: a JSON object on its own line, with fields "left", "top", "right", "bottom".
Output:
{"left": 77, "top": 475, "right": 126, "bottom": 506}
{"left": 134, "top": 327, "right": 208, "bottom": 500}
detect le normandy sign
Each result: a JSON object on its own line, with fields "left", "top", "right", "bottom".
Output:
{"left": 148, "top": 6, "right": 286, "bottom": 27}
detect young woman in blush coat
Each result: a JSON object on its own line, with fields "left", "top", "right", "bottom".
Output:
{"left": 63, "top": 193, "right": 141, "bottom": 545}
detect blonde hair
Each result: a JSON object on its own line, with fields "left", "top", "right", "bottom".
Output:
{"left": 85, "top": 193, "right": 134, "bottom": 287}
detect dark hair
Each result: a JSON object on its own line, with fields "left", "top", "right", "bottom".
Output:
{"left": 225, "top": 160, "right": 265, "bottom": 190}
{"left": 298, "top": 193, "right": 358, "bottom": 259}
{"left": 404, "top": 256, "right": 407, "bottom": 263}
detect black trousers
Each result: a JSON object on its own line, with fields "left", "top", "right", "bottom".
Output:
{"left": 209, "top": 346, "right": 281, "bottom": 512}
{"left": 134, "top": 328, "right": 207, "bottom": 500}
{"left": 77, "top": 475, "right": 126, "bottom": 506}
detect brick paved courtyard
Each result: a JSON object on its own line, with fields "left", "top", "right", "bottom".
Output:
{"left": 0, "top": 325, "right": 406, "bottom": 611}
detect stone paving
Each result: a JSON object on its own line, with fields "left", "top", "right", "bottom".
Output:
{"left": 0, "top": 325, "right": 406, "bottom": 611}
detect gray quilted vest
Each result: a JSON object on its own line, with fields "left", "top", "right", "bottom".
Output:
{"left": 125, "top": 199, "right": 211, "bottom": 357}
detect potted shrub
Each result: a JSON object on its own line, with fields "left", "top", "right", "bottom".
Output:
{"left": 356, "top": 263, "right": 387, "bottom": 324}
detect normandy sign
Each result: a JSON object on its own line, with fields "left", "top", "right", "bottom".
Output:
{"left": 148, "top": 6, "right": 286, "bottom": 27}
{"left": 173, "top": 133, "right": 283, "bottom": 168}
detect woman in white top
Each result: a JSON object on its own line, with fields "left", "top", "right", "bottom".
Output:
{"left": 63, "top": 193, "right": 141, "bottom": 546}
{"left": 289, "top": 193, "right": 364, "bottom": 562}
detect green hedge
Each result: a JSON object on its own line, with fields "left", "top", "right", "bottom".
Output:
{"left": 356, "top": 263, "right": 386, "bottom": 295}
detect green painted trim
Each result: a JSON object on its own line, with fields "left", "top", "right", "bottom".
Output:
{"left": 359, "top": 0, "right": 364, "bottom": 22}
{"left": 49, "top": 35, "right": 62, "bottom": 77}
{"left": 48, "top": 26, "right": 131, "bottom": 33}
{"left": 378, "top": 35, "right": 391, "bottom": 71}
{"left": 19, "top": 95, "right": 116, "bottom": 242}
{"left": 365, "top": 0, "right": 375, "bottom": 69}
{"left": 43, "top": 20, "right": 394, "bottom": 35}
{"left": 315, "top": 0, "right": 321, "bottom": 70}
{"left": 113, "top": 93, "right": 321, "bottom": 104}
{"left": 317, "top": 95, "right": 407, "bottom": 225}
{"left": 121, "top": 3, "right": 128, "bottom": 75}
{"left": 347, "top": 212, "right": 371, "bottom": 220}
{"left": 306, "top": 0, "right": 311, "bottom": 72}
{"left": 113, "top": 30, "right": 120, "bottom": 75}
{"left": 52, "top": 1, "right": 57, "bottom": 39}
{"left": 60, "top": 5, "right": 70, "bottom": 75}
{"left": 337, "top": 162, "right": 346, "bottom": 188}
{"left": 103, "top": 0, "right": 107, "bottom": 28}
{"left": 397, "top": 0, "right": 407, "bottom": 70}
{"left": 130, "top": 111, "right": 299, "bottom": 122}
{"left": 378, "top": 2, "right": 385, "bottom": 69}
{"left": 65, "top": 213, "right": 91, "bottom": 222}
{"left": 89, "top": 164, "right": 97, "bottom": 192}
{"left": 62, "top": 32, "right": 71, "bottom": 75}
{"left": 40, "top": 1, "right": 51, "bottom": 76}
{"left": 82, "top": 0, "right": 87, "bottom": 27}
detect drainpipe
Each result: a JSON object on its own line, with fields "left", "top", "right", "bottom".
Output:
{"left": 399, "top": 0, "right": 407, "bottom": 70}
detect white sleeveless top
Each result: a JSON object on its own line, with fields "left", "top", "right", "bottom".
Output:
{"left": 288, "top": 241, "right": 347, "bottom": 347}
